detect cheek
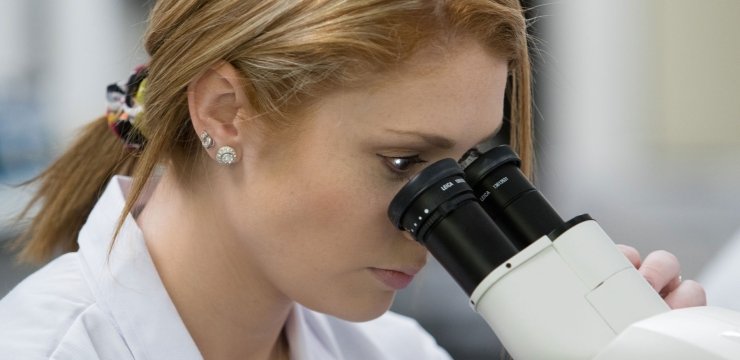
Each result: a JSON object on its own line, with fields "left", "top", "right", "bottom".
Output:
{"left": 235, "top": 145, "right": 406, "bottom": 276}
{"left": 271, "top": 172, "right": 400, "bottom": 261}
{"left": 287, "top": 176, "right": 384, "bottom": 242}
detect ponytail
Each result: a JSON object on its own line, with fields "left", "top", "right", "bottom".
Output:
{"left": 12, "top": 116, "right": 138, "bottom": 263}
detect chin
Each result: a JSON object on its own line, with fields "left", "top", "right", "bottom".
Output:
{"left": 309, "top": 291, "right": 396, "bottom": 323}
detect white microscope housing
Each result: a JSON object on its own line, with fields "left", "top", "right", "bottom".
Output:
{"left": 388, "top": 145, "right": 740, "bottom": 359}
{"left": 470, "top": 215, "right": 740, "bottom": 359}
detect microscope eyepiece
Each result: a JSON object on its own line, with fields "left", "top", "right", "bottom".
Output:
{"left": 461, "top": 145, "right": 565, "bottom": 248}
{"left": 388, "top": 158, "right": 518, "bottom": 295}
{"left": 387, "top": 159, "right": 471, "bottom": 240}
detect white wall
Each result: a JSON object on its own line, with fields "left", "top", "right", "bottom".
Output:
{"left": 542, "top": 0, "right": 740, "bottom": 280}
{"left": 41, "top": 1, "right": 150, "bottom": 149}
{"left": 0, "top": 0, "right": 149, "bottom": 234}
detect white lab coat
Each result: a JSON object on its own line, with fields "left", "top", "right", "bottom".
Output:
{"left": 0, "top": 176, "right": 452, "bottom": 360}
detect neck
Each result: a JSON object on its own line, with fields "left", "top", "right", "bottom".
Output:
{"left": 137, "top": 170, "right": 292, "bottom": 360}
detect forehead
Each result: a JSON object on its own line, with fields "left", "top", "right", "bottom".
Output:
{"left": 288, "top": 40, "right": 509, "bottom": 150}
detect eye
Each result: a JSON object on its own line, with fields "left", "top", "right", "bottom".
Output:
{"left": 377, "top": 154, "right": 428, "bottom": 177}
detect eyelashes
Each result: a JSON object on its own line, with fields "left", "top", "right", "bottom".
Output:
{"left": 377, "top": 154, "right": 428, "bottom": 180}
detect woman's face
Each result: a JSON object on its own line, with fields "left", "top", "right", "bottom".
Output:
{"left": 229, "top": 39, "right": 509, "bottom": 321}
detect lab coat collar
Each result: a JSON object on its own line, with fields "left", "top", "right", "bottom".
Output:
{"left": 287, "top": 304, "right": 342, "bottom": 359}
{"left": 77, "top": 176, "right": 202, "bottom": 360}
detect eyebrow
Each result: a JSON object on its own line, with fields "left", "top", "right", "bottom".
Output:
{"left": 384, "top": 122, "right": 503, "bottom": 150}
{"left": 383, "top": 129, "right": 456, "bottom": 149}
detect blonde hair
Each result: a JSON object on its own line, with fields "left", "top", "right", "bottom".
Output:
{"left": 15, "top": 0, "right": 532, "bottom": 263}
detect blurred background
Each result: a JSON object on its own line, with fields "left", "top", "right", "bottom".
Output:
{"left": 1, "top": 1, "right": 739, "bottom": 359}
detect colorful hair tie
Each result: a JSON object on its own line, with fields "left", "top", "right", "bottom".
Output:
{"left": 106, "top": 65, "right": 148, "bottom": 149}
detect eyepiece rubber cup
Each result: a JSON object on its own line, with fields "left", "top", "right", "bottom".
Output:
{"left": 388, "top": 159, "right": 464, "bottom": 229}
{"left": 462, "top": 145, "right": 521, "bottom": 189}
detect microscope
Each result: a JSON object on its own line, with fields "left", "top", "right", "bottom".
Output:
{"left": 388, "top": 145, "right": 740, "bottom": 359}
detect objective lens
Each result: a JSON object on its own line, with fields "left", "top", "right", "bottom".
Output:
{"left": 462, "top": 145, "right": 565, "bottom": 248}
{"left": 388, "top": 159, "right": 518, "bottom": 295}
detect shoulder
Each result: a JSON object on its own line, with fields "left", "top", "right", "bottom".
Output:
{"left": 0, "top": 253, "right": 131, "bottom": 359}
{"left": 296, "top": 307, "right": 452, "bottom": 360}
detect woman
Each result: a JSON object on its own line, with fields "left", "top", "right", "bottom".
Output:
{"left": 0, "top": 1, "right": 704, "bottom": 359}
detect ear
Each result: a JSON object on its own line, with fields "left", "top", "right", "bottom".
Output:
{"left": 187, "top": 61, "right": 254, "bottom": 160}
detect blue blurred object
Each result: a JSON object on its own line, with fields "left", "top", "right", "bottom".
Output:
{"left": 0, "top": 97, "right": 48, "bottom": 244}
{"left": 0, "top": 99, "right": 49, "bottom": 183}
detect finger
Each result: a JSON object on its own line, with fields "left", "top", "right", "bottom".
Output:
{"left": 638, "top": 250, "right": 680, "bottom": 293}
{"left": 616, "top": 244, "right": 641, "bottom": 268}
{"left": 664, "top": 280, "right": 707, "bottom": 309}
{"left": 660, "top": 274, "right": 682, "bottom": 297}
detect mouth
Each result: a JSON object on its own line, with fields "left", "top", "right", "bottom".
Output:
{"left": 369, "top": 267, "right": 420, "bottom": 290}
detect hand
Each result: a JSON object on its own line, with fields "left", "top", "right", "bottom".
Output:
{"left": 616, "top": 244, "right": 706, "bottom": 309}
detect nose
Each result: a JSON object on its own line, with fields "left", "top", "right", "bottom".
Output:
{"left": 403, "top": 230, "right": 429, "bottom": 262}
{"left": 401, "top": 230, "right": 417, "bottom": 244}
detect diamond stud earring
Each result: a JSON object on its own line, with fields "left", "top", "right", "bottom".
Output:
{"left": 200, "top": 131, "right": 214, "bottom": 149}
{"left": 216, "top": 146, "right": 237, "bottom": 165}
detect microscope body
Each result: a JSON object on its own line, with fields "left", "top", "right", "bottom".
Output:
{"left": 388, "top": 145, "right": 740, "bottom": 359}
{"left": 470, "top": 216, "right": 740, "bottom": 359}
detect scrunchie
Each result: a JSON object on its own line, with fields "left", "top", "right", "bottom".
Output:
{"left": 106, "top": 65, "right": 148, "bottom": 149}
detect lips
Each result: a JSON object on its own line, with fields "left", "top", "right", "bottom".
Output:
{"left": 369, "top": 267, "right": 419, "bottom": 290}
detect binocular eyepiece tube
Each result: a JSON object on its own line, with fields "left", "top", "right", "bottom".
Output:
{"left": 387, "top": 145, "right": 565, "bottom": 295}
{"left": 463, "top": 146, "right": 565, "bottom": 247}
